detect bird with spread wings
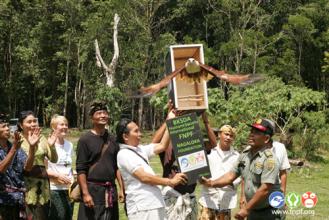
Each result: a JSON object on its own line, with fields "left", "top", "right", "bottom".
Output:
{"left": 138, "top": 58, "right": 262, "bottom": 97}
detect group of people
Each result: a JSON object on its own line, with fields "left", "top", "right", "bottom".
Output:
{"left": 0, "top": 101, "right": 290, "bottom": 220}
{"left": 0, "top": 111, "right": 74, "bottom": 220}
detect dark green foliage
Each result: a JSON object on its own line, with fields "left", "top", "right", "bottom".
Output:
{"left": 95, "top": 84, "right": 125, "bottom": 132}
{"left": 0, "top": 0, "right": 329, "bottom": 159}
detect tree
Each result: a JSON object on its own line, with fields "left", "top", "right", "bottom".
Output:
{"left": 207, "top": 77, "right": 327, "bottom": 158}
{"left": 283, "top": 14, "right": 316, "bottom": 76}
{"left": 95, "top": 13, "right": 120, "bottom": 87}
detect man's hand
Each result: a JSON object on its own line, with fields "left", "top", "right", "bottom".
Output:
{"left": 199, "top": 176, "right": 213, "bottom": 187}
{"left": 12, "top": 131, "right": 22, "bottom": 150}
{"left": 118, "top": 189, "right": 125, "bottom": 203}
{"left": 83, "top": 192, "right": 95, "bottom": 208}
{"left": 167, "top": 110, "right": 176, "bottom": 120}
{"left": 239, "top": 196, "right": 247, "bottom": 209}
{"left": 169, "top": 173, "right": 188, "bottom": 187}
{"left": 234, "top": 208, "right": 249, "bottom": 220}
{"left": 167, "top": 99, "right": 174, "bottom": 112}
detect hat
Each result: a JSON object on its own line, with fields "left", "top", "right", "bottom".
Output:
{"left": 249, "top": 118, "right": 275, "bottom": 136}
{"left": 89, "top": 102, "right": 108, "bottom": 116}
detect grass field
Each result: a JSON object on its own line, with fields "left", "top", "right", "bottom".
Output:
{"left": 65, "top": 130, "right": 329, "bottom": 220}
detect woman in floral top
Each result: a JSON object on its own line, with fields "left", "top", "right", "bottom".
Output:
{"left": 18, "top": 111, "right": 58, "bottom": 219}
{"left": 0, "top": 113, "right": 40, "bottom": 219}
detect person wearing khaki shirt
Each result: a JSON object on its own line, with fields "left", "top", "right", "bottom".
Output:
{"left": 200, "top": 119, "right": 283, "bottom": 220}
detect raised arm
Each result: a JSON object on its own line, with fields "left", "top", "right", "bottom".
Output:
{"left": 153, "top": 127, "right": 171, "bottom": 155}
{"left": 46, "top": 131, "right": 58, "bottom": 163}
{"left": 24, "top": 129, "right": 42, "bottom": 171}
{"left": 0, "top": 132, "right": 22, "bottom": 173}
{"left": 151, "top": 122, "right": 166, "bottom": 143}
{"left": 152, "top": 110, "right": 176, "bottom": 155}
{"left": 152, "top": 100, "right": 174, "bottom": 143}
{"left": 201, "top": 111, "right": 217, "bottom": 151}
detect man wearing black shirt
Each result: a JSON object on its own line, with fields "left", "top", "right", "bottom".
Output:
{"left": 76, "top": 102, "right": 123, "bottom": 220}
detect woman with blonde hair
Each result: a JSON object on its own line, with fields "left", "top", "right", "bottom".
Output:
{"left": 46, "top": 115, "right": 74, "bottom": 220}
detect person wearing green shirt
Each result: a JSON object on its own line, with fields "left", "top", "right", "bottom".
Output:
{"left": 18, "top": 111, "right": 58, "bottom": 220}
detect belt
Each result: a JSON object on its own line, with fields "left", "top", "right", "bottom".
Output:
{"left": 88, "top": 181, "right": 115, "bottom": 208}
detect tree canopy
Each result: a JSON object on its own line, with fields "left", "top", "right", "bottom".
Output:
{"left": 1, "top": 0, "right": 329, "bottom": 159}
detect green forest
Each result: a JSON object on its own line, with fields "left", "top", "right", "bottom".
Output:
{"left": 1, "top": 0, "right": 329, "bottom": 160}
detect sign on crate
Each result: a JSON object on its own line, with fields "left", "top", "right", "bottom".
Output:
{"left": 166, "top": 113, "right": 211, "bottom": 185}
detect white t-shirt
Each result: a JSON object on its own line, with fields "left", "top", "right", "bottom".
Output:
{"left": 272, "top": 141, "right": 291, "bottom": 171}
{"left": 47, "top": 140, "right": 74, "bottom": 190}
{"left": 117, "top": 143, "right": 165, "bottom": 216}
{"left": 199, "top": 145, "right": 240, "bottom": 210}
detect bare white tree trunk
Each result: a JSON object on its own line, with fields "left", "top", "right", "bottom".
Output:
{"left": 95, "top": 13, "right": 120, "bottom": 87}
{"left": 75, "top": 41, "right": 85, "bottom": 129}
{"left": 63, "top": 37, "right": 71, "bottom": 117}
{"left": 138, "top": 97, "right": 143, "bottom": 129}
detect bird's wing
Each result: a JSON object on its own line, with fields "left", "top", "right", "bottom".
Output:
{"left": 138, "top": 66, "right": 185, "bottom": 97}
{"left": 200, "top": 63, "right": 263, "bottom": 85}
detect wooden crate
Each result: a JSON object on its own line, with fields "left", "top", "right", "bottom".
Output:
{"left": 167, "top": 44, "right": 208, "bottom": 110}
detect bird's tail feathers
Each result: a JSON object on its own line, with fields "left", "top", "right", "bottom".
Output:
{"left": 238, "top": 74, "right": 264, "bottom": 86}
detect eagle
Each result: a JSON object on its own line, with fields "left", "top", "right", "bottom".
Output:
{"left": 139, "top": 58, "right": 262, "bottom": 97}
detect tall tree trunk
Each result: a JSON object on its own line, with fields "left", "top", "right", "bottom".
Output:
{"left": 138, "top": 97, "right": 143, "bottom": 128}
{"left": 95, "top": 14, "right": 120, "bottom": 87}
{"left": 75, "top": 42, "right": 85, "bottom": 129}
{"left": 298, "top": 43, "right": 302, "bottom": 76}
{"left": 131, "top": 98, "right": 135, "bottom": 121}
{"left": 253, "top": 42, "right": 258, "bottom": 74}
{"left": 4, "top": 33, "right": 13, "bottom": 115}
{"left": 63, "top": 38, "right": 71, "bottom": 117}
{"left": 75, "top": 78, "right": 82, "bottom": 128}
{"left": 81, "top": 87, "right": 86, "bottom": 129}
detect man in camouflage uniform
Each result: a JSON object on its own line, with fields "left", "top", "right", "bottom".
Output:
{"left": 200, "top": 119, "right": 283, "bottom": 220}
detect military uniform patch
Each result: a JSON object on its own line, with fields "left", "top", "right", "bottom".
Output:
{"left": 264, "top": 150, "right": 273, "bottom": 157}
{"left": 265, "top": 158, "right": 275, "bottom": 170}
{"left": 253, "top": 161, "right": 263, "bottom": 173}
{"left": 255, "top": 162, "right": 263, "bottom": 168}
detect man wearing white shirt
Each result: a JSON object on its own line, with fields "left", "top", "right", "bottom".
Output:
{"left": 199, "top": 125, "right": 240, "bottom": 220}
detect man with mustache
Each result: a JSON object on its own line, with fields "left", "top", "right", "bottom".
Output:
{"left": 200, "top": 119, "right": 283, "bottom": 220}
